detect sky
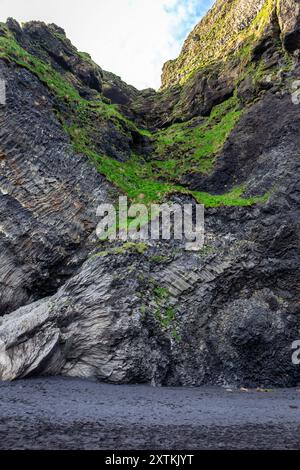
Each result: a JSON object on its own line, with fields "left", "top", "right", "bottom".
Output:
{"left": 0, "top": 0, "right": 214, "bottom": 90}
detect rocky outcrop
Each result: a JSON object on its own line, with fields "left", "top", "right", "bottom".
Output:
{"left": 1, "top": 189, "right": 299, "bottom": 386}
{"left": 0, "top": 0, "right": 300, "bottom": 387}
{"left": 278, "top": 0, "right": 300, "bottom": 52}
{"left": 161, "top": 0, "right": 267, "bottom": 89}
{"left": 6, "top": 18, "right": 104, "bottom": 98}
{"left": 0, "top": 60, "right": 114, "bottom": 315}
{"left": 161, "top": 0, "right": 300, "bottom": 90}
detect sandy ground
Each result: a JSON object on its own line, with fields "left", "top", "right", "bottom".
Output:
{"left": 0, "top": 377, "right": 299, "bottom": 450}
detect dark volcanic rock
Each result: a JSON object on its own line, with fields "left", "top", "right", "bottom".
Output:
{"left": 0, "top": 196, "right": 299, "bottom": 386}
{"left": 7, "top": 19, "right": 103, "bottom": 97}
{"left": 278, "top": 0, "right": 300, "bottom": 52}
{"left": 184, "top": 91, "right": 300, "bottom": 194}
{"left": 1, "top": 379, "right": 300, "bottom": 450}
{"left": 0, "top": 61, "right": 114, "bottom": 315}
{"left": 0, "top": 0, "right": 300, "bottom": 387}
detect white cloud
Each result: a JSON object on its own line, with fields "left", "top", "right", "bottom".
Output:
{"left": 0, "top": 0, "right": 214, "bottom": 89}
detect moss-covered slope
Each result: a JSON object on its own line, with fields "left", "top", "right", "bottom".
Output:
{"left": 161, "top": 0, "right": 284, "bottom": 89}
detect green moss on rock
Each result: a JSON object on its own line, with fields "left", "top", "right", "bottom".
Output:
{"left": 94, "top": 242, "right": 149, "bottom": 258}
{"left": 154, "top": 96, "right": 242, "bottom": 177}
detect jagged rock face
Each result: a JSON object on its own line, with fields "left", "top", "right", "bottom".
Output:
{"left": 2, "top": 19, "right": 153, "bottom": 161}
{"left": 161, "top": 0, "right": 266, "bottom": 89}
{"left": 0, "top": 0, "right": 300, "bottom": 386}
{"left": 0, "top": 61, "right": 114, "bottom": 315}
{"left": 161, "top": 0, "right": 300, "bottom": 90}
{"left": 1, "top": 194, "right": 299, "bottom": 386}
{"left": 183, "top": 90, "right": 300, "bottom": 193}
{"left": 138, "top": 0, "right": 300, "bottom": 129}
{"left": 278, "top": 0, "right": 300, "bottom": 52}
{"left": 6, "top": 18, "right": 104, "bottom": 98}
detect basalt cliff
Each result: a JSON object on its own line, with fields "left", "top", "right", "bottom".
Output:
{"left": 0, "top": 0, "right": 299, "bottom": 387}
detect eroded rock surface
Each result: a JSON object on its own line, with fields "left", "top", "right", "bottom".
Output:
{"left": 0, "top": 61, "right": 115, "bottom": 316}
{"left": 0, "top": 0, "right": 300, "bottom": 386}
{"left": 278, "top": 0, "right": 300, "bottom": 52}
{"left": 0, "top": 190, "right": 299, "bottom": 386}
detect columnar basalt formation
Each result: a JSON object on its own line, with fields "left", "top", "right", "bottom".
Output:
{"left": 0, "top": 0, "right": 300, "bottom": 386}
